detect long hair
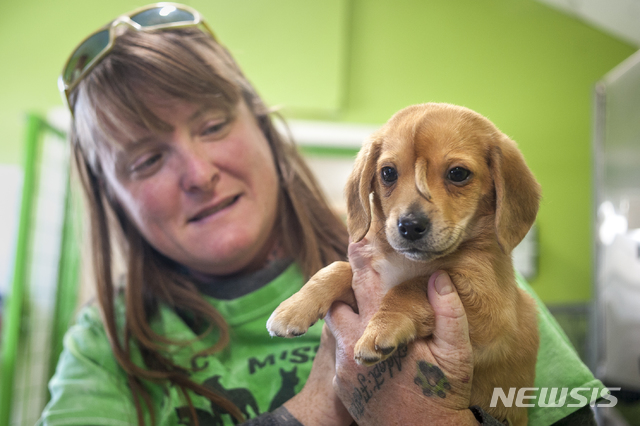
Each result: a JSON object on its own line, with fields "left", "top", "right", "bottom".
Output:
{"left": 69, "top": 27, "right": 348, "bottom": 425}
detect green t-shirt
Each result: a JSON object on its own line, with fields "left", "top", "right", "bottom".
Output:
{"left": 38, "top": 264, "right": 604, "bottom": 425}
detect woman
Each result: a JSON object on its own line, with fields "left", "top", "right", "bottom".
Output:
{"left": 46, "top": 4, "right": 351, "bottom": 424}
{"left": 41, "top": 3, "right": 600, "bottom": 425}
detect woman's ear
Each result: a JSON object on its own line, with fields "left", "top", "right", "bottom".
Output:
{"left": 345, "top": 134, "right": 382, "bottom": 242}
{"left": 489, "top": 135, "right": 541, "bottom": 254}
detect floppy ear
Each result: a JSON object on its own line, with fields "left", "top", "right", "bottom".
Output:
{"left": 345, "top": 135, "right": 382, "bottom": 242}
{"left": 489, "top": 135, "right": 541, "bottom": 254}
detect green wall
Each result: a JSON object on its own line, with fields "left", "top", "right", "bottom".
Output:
{"left": 335, "top": 0, "right": 636, "bottom": 304}
{"left": 0, "top": 0, "right": 636, "bottom": 304}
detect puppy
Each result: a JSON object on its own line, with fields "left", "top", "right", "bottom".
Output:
{"left": 267, "top": 103, "right": 540, "bottom": 425}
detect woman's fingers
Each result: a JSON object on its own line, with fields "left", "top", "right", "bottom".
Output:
{"left": 316, "top": 323, "right": 337, "bottom": 365}
{"left": 347, "top": 240, "right": 384, "bottom": 320}
{"left": 427, "top": 271, "right": 471, "bottom": 349}
{"left": 426, "top": 271, "right": 474, "bottom": 385}
{"left": 327, "top": 268, "right": 475, "bottom": 424}
{"left": 324, "top": 303, "right": 356, "bottom": 359}
{"left": 347, "top": 238, "right": 372, "bottom": 270}
{"left": 326, "top": 240, "right": 382, "bottom": 358}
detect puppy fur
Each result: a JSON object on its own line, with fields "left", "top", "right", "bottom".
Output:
{"left": 267, "top": 103, "right": 540, "bottom": 425}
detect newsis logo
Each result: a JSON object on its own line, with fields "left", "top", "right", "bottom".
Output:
{"left": 490, "top": 387, "right": 621, "bottom": 408}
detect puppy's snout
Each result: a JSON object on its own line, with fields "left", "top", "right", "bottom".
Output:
{"left": 397, "top": 214, "right": 430, "bottom": 241}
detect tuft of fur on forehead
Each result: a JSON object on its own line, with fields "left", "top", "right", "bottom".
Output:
{"left": 380, "top": 103, "right": 503, "bottom": 153}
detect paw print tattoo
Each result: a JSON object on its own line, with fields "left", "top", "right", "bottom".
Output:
{"left": 414, "top": 361, "right": 451, "bottom": 398}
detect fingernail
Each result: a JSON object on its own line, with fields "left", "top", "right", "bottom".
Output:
{"left": 435, "top": 272, "right": 453, "bottom": 295}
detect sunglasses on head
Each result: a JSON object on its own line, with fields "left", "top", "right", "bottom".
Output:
{"left": 58, "top": 2, "right": 216, "bottom": 112}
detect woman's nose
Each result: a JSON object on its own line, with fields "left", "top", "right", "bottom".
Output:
{"left": 179, "top": 145, "right": 219, "bottom": 194}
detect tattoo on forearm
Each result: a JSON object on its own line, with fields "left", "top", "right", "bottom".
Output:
{"left": 414, "top": 361, "right": 451, "bottom": 398}
{"left": 347, "top": 345, "right": 409, "bottom": 420}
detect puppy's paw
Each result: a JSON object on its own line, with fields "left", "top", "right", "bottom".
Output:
{"left": 354, "top": 313, "right": 418, "bottom": 366}
{"left": 266, "top": 293, "right": 326, "bottom": 338}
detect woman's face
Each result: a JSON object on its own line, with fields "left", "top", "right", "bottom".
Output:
{"left": 100, "top": 99, "right": 280, "bottom": 276}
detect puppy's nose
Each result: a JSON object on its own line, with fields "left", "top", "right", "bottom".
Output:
{"left": 398, "top": 215, "right": 430, "bottom": 241}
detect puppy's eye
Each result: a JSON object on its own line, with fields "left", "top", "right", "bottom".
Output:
{"left": 448, "top": 167, "right": 471, "bottom": 183}
{"left": 380, "top": 166, "right": 398, "bottom": 184}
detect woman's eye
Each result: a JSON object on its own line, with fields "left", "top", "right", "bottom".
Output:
{"left": 202, "top": 120, "right": 228, "bottom": 136}
{"left": 131, "top": 153, "right": 162, "bottom": 173}
{"left": 448, "top": 167, "right": 471, "bottom": 183}
{"left": 381, "top": 166, "right": 398, "bottom": 184}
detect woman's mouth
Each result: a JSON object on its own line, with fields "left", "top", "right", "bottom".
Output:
{"left": 189, "top": 195, "right": 241, "bottom": 222}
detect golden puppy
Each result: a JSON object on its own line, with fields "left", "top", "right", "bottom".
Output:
{"left": 267, "top": 103, "right": 540, "bottom": 425}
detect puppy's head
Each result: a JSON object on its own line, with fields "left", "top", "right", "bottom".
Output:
{"left": 346, "top": 103, "right": 540, "bottom": 260}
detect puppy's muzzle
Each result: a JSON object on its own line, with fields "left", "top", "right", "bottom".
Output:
{"left": 397, "top": 213, "right": 430, "bottom": 241}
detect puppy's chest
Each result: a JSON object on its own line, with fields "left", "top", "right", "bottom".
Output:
{"left": 371, "top": 252, "right": 433, "bottom": 293}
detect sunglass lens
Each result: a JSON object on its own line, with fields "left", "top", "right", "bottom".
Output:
{"left": 63, "top": 29, "right": 110, "bottom": 85}
{"left": 130, "top": 6, "right": 195, "bottom": 27}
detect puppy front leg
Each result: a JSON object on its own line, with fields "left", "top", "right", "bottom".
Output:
{"left": 354, "top": 278, "right": 434, "bottom": 365}
{"left": 267, "top": 261, "right": 355, "bottom": 338}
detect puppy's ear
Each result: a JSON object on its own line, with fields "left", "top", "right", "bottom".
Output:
{"left": 489, "top": 136, "right": 541, "bottom": 253}
{"left": 345, "top": 135, "right": 382, "bottom": 242}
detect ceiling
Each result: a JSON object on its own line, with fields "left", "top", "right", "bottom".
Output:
{"left": 536, "top": 0, "right": 640, "bottom": 46}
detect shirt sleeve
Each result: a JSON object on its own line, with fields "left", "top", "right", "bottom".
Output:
{"left": 37, "top": 307, "right": 139, "bottom": 426}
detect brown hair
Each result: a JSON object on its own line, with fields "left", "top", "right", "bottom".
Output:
{"left": 69, "top": 27, "right": 348, "bottom": 425}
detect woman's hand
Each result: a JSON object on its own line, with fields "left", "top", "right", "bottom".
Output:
{"left": 283, "top": 323, "right": 352, "bottom": 426}
{"left": 325, "top": 240, "right": 478, "bottom": 425}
